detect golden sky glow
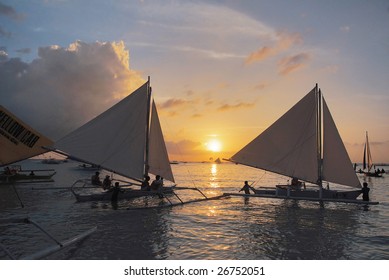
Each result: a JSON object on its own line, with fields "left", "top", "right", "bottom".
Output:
{"left": 1, "top": 1, "right": 388, "bottom": 163}
{"left": 206, "top": 139, "right": 222, "bottom": 153}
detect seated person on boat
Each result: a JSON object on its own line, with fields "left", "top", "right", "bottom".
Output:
{"left": 290, "top": 177, "right": 305, "bottom": 190}
{"left": 141, "top": 175, "right": 151, "bottom": 191}
{"left": 102, "top": 175, "right": 112, "bottom": 190}
{"left": 91, "top": 171, "right": 102, "bottom": 186}
{"left": 150, "top": 175, "right": 163, "bottom": 191}
{"left": 3, "top": 166, "right": 18, "bottom": 176}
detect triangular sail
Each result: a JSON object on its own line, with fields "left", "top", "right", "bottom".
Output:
{"left": 322, "top": 99, "right": 361, "bottom": 188}
{"left": 52, "top": 83, "right": 149, "bottom": 181}
{"left": 365, "top": 132, "right": 373, "bottom": 172}
{"left": 148, "top": 101, "right": 175, "bottom": 182}
{"left": 0, "top": 105, "right": 53, "bottom": 166}
{"left": 231, "top": 88, "right": 319, "bottom": 184}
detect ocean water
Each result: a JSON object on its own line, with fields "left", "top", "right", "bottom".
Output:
{"left": 1, "top": 159, "right": 389, "bottom": 260}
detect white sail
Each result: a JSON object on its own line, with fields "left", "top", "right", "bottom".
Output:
{"left": 53, "top": 83, "right": 149, "bottom": 181}
{"left": 148, "top": 100, "right": 175, "bottom": 182}
{"left": 0, "top": 105, "right": 53, "bottom": 166}
{"left": 231, "top": 88, "right": 319, "bottom": 184}
{"left": 322, "top": 98, "right": 361, "bottom": 188}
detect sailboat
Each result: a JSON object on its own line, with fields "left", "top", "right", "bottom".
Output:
{"left": 48, "top": 77, "right": 176, "bottom": 202}
{"left": 0, "top": 105, "right": 56, "bottom": 184}
{"left": 362, "top": 131, "right": 382, "bottom": 177}
{"left": 225, "top": 84, "right": 378, "bottom": 204}
{"left": 0, "top": 106, "right": 96, "bottom": 259}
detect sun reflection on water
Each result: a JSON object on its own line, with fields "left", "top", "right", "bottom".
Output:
{"left": 211, "top": 163, "right": 217, "bottom": 177}
{"left": 209, "top": 163, "right": 220, "bottom": 188}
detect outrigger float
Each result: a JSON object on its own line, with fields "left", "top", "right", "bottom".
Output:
{"left": 223, "top": 191, "right": 379, "bottom": 205}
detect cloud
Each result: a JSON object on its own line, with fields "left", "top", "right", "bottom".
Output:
{"left": 0, "top": 2, "right": 24, "bottom": 39}
{"left": 278, "top": 52, "right": 311, "bottom": 75}
{"left": 165, "top": 139, "right": 203, "bottom": 159}
{"left": 245, "top": 31, "right": 303, "bottom": 64}
{"left": 0, "top": 2, "right": 23, "bottom": 20}
{"left": 131, "top": 2, "right": 274, "bottom": 61}
{"left": 254, "top": 82, "right": 269, "bottom": 91}
{"left": 15, "top": 48, "right": 31, "bottom": 54}
{"left": 159, "top": 98, "right": 191, "bottom": 109}
{"left": 0, "top": 26, "right": 11, "bottom": 38}
{"left": 217, "top": 101, "right": 255, "bottom": 112}
{"left": 0, "top": 2, "right": 16, "bottom": 18}
{"left": 0, "top": 40, "right": 144, "bottom": 140}
{"left": 191, "top": 113, "right": 203, "bottom": 118}
{"left": 0, "top": 49, "right": 7, "bottom": 61}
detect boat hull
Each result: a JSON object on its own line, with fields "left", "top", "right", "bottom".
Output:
{"left": 0, "top": 172, "right": 56, "bottom": 184}
{"left": 364, "top": 172, "right": 383, "bottom": 178}
{"left": 254, "top": 185, "right": 361, "bottom": 200}
{"left": 73, "top": 187, "right": 175, "bottom": 202}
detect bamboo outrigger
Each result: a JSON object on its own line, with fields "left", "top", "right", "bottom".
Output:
{"left": 223, "top": 192, "right": 379, "bottom": 205}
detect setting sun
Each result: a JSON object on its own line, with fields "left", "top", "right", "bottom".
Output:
{"left": 206, "top": 139, "right": 222, "bottom": 152}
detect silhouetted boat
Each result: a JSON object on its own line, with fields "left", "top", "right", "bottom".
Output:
{"left": 48, "top": 78, "right": 219, "bottom": 205}
{"left": 47, "top": 77, "right": 175, "bottom": 202}
{"left": 362, "top": 131, "right": 382, "bottom": 177}
{"left": 225, "top": 84, "right": 378, "bottom": 205}
{"left": 1, "top": 164, "right": 56, "bottom": 184}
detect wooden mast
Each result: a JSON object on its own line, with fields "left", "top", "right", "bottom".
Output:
{"left": 317, "top": 84, "right": 323, "bottom": 198}
{"left": 144, "top": 76, "right": 151, "bottom": 178}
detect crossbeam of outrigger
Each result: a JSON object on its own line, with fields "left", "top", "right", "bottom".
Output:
{"left": 126, "top": 189, "right": 228, "bottom": 210}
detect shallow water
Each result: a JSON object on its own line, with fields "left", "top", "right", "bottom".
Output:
{"left": 1, "top": 160, "right": 388, "bottom": 260}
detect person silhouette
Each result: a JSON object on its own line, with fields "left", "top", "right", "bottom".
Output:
{"left": 361, "top": 182, "right": 370, "bottom": 201}
{"left": 239, "top": 181, "right": 255, "bottom": 194}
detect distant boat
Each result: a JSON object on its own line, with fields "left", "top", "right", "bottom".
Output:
{"left": 0, "top": 164, "right": 56, "bottom": 184}
{"left": 41, "top": 158, "right": 64, "bottom": 164}
{"left": 214, "top": 157, "right": 222, "bottom": 164}
{"left": 225, "top": 84, "right": 377, "bottom": 205}
{"left": 362, "top": 131, "right": 382, "bottom": 177}
{"left": 77, "top": 163, "right": 101, "bottom": 171}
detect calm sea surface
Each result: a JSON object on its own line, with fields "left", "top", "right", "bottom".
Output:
{"left": 1, "top": 159, "right": 389, "bottom": 260}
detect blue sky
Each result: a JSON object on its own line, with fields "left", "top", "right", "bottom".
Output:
{"left": 1, "top": 0, "right": 389, "bottom": 162}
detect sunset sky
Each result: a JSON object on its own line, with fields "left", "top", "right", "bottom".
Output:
{"left": 1, "top": 0, "right": 389, "bottom": 163}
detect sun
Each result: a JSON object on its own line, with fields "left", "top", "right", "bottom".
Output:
{"left": 206, "top": 139, "right": 222, "bottom": 152}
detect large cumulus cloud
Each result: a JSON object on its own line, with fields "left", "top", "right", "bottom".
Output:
{"left": 0, "top": 40, "right": 144, "bottom": 140}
